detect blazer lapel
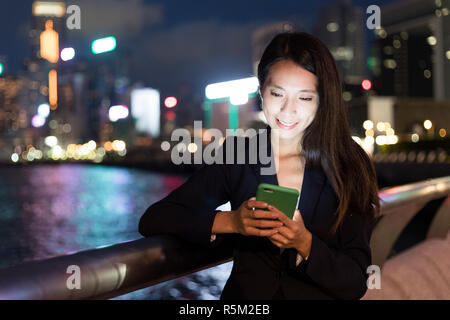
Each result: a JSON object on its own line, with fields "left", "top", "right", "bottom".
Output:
{"left": 297, "top": 162, "right": 326, "bottom": 227}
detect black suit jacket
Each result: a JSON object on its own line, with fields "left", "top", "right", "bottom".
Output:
{"left": 139, "top": 126, "right": 375, "bottom": 300}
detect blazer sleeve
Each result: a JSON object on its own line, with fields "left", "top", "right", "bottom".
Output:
{"left": 288, "top": 210, "right": 375, "bottom": 300}
{"left": 138, "top": 138, "right": 234, "bottom": 248}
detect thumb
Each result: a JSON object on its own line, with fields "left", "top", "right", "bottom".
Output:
{"left": 249, "top": 197, "right": 256, "bottom": 200}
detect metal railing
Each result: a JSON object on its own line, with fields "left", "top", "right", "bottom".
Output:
{"left": 0, "top": 176, "right": 449, "bottom": 300}
{"left": 371, "top": 176, "right": 450, "bottom": 266}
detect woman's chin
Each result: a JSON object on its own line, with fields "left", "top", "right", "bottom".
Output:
{"left": 270, "top": 127, "right": 302, "bottom": 141}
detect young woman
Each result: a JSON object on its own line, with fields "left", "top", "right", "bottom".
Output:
{"left": 139, "top": 32, "right": 381, "bottom": 300}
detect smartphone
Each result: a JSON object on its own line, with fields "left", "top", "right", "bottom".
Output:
{"left": 256, "top": 183, "right": 300, "bottom": 219}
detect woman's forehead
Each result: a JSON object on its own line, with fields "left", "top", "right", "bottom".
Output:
{"left": 265, "top": 60, "right": 317, "bottom": 90}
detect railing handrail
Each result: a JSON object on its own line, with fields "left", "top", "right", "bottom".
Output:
{"left": 0, "top": 235, "right": 233, "bottom": 300}
{"left": 378, "top": 176, "right": 450, "bottom": 210}
{"left": 0, "top": 176, "right": 449, "bottom": 300}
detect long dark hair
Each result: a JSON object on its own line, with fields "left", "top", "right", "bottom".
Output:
{"left": 257, "top": 32, "right": 381, "bottom": 235}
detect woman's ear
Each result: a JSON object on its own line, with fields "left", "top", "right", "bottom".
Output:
{"left": 257, "top": 87, "right": 264, "bottom": 110}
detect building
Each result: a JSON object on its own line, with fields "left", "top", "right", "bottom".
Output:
{"left": 314, "top": 0, "right": 366, "bottom": 86}
{"left": 370, "top": 0, "right": 450, "bottom": 99}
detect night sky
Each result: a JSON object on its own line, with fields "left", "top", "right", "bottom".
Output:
{"left": 1, "top": 0, "right": 398, "bottom": 96}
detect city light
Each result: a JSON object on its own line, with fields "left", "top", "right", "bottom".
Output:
{"left": 384, "top": 59, "right": 397, "bottom": 69}
{"left": 388, "top": 135, "right": 399, "bottom": 144}
{"left": 31, "top": 114, "right": 46, "bottom": 127}
{"left": 40, "top": 20, "right": 59, "bottom": 63}
{"left": 61, "top": 47, "right": 75, "bottom": 61}
{"left": 49, "top": 69, "right": 58, "bottom": 109}
{"left": 424, "top": 120, "right": 433, "bottom": 130}
{"left": 376, "top": 122, "right": 386, "bottom": 131}
{"left": 131, "top": 88, "right": 160, "bottom": 138}
{"left": 342, "top": 91, "right": 352, "bottom": 102}
{"left": 187, "top": 143, "right": 198, "bottom": 153}
{"left": 164, "top": 96, "right": 178, "bottom": 108}
{"left": 326, "top": 22, "right": 339, "bottom": 32}
{"left": 205, "top": 77, "right": 259, "bottom": 104}
{"left": 87, "top": 140, "right": 97, "bottom": 151}
{"left": 62, "top": 123, "right": 71, "bottom": 133}
{"left": 112, "top": 140, "right": 126, "bottom": 152}
{"left": 362, "top": 79, "right": 372, "bottom": 90}
{"left": 11, "top": 153, "right": 19, "bottom": 163}
{"left": 365, "top": 136, "right": 375, "bottom": 145}
{"left": 375, "top": 135, "right": 387, "bottom": 145}
{"left": 393, "top": 39, "right": 401, "bottom": 49}
{"left": 165, "top": 110, "right": 176, "bottom": 121}
{"left": 52, "top": 145, "right": 64, "bottom": 159}
{"left": 32, "top": 1, "right": 66, "bottom": 17}
{"left": 427, "top": 36, "right": 437, "bottom": 46}
{"left": 229, "top": 89, "right": 249, "bottom": 105}
{"left": 0, "top": 63, "right": 3, "bottom": 75}
{"left": 45, "top": 136, "right": 58, "bottom": 147}
{"left": 37, "top": 103, "right": 50, "bottom": 118}
{"left": 104, "top": 141, "right": 113, "bottom": 152}
{"left": 386, "top": 128, "right": 395, "bottom": 136}
{"left": 363, "top": 120, "right": 374, "bottom": 130}
{"left": 91, "top": 36, "right": 117, "bottom": 54}
{"left": 161, "top": 141, "right": 170, "bottom": 151}
{"left": 108, "top": 105, "right": 129, "bottom": 122}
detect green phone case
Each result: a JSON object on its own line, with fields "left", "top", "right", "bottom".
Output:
{"left": 256, "top": 183, "right": 300, "bottom": 219}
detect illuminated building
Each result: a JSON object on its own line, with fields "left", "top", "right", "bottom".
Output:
{"left": 370, "top": 0, "right": 450, "bottom": 99}
{"left": 314, "top": 0, "right": 366, "bottom": 86}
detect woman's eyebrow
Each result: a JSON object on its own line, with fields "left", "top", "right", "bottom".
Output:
{"left": 268, "top": 84, "right": 317, "bottom": 94}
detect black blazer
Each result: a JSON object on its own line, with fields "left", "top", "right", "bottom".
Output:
{"left": 139, "top": 126, "right": 375, "bottom": 300}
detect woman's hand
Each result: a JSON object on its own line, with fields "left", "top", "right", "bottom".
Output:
{"left": 268, "top": 207, "right": 312, "bottom": 258}
{"left": 231, "top": 197, "right": 283, "bottom": 237}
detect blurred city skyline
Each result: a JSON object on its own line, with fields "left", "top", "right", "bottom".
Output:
{"left": 0, "top": 0, "right": 448, "bottom": 167}
{"left": 2, "top": 0, "right": 397, "bottom": 95}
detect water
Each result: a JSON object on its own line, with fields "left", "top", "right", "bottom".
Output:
{"left": 0, "top": 163, "right": 232, "bottom": 299}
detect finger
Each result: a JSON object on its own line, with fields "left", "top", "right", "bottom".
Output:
{"left": 247, "top": 226, "right": 278, "bottom": 237}
{"left": 274, "top": 226, "right": 295, "bottom": 240}
{"left": 248, "top": 218, "right": 283, "bottom": 229}
{"left": 268, "top": 234, "right": 288, "bottom": 246}
{"left": 268, "top": 205, "right": 295, "bottom": 226}
{"left": 269, "top": 233, "right": 286, "bottom": 242}
{"left": 251, "top": 209, "right": 278, "bottom": 220}
{"left": 243, "top": 209, "right": 271, "bottom": 220}
{"left": 246, "top": 200, "right": 269, "bottom": 210}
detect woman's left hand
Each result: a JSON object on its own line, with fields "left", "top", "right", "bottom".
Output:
{"left": 267, "top": 206, "right": 312, "bottom": 258}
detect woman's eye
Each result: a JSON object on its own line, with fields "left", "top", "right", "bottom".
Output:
{"left": 299, "top": 97, "right": 313, "bottom": 101}
{"left": 270, "top": 91, "right": 282, "bottom": 97}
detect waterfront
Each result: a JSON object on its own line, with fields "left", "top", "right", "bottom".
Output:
{"left": 0, "top": 164, "right": 232, "bottom": 299}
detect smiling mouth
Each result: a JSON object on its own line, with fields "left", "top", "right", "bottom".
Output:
{"left": 276, "top": 118, "right": 298, "bottom": 129}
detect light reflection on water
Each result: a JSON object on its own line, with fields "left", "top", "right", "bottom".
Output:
{"left": 0, "top": 164, "right": 232, "bottom": 300}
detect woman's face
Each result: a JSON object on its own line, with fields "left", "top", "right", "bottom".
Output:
{"left": 261, "top": 59, "right": 319, "bottom": 143}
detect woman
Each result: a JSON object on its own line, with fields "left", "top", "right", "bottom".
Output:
{"left": 139, "top": 31, "right": 381, "bottom": 300}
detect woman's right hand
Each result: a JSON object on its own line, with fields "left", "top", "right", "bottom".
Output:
{"left": 231, "top": 197, "right": 283, "bottom": 237}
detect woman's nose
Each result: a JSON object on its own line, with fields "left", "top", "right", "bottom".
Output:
{"left": 280, "top": 97, "right": 297, "bottom": 115}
